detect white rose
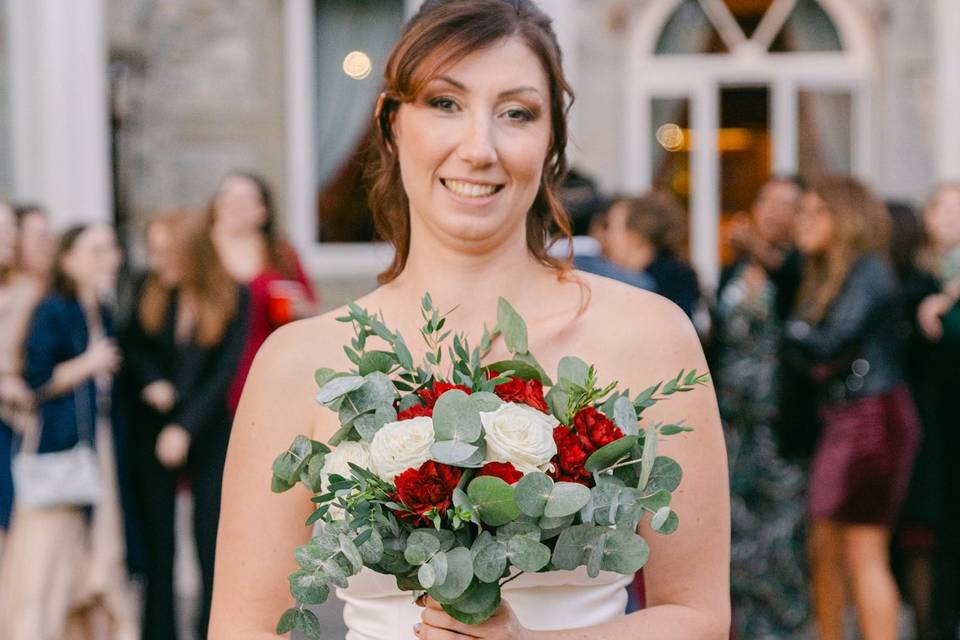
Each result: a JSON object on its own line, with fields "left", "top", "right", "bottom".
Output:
{"left": 480, "top": 402, "right": 558, "bottom": 474}
{"left": 319, "top": 441, "right": 372, "bottom": 519}
{"left": 369, "top": 416, "right": 435, "bottom": 482}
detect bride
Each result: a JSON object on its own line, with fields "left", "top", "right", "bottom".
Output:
{"left": 209, "top": 1, "right": 729, "bottom": 637}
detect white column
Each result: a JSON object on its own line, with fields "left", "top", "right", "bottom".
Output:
{"left": 691, "top": 83, "right": 720, "bottom": 292}
{"left": 6, "top": 0, "right": 111, "bottom": 228}
{"left": 935, "top": 0, "right": 960, "bottom": 181}
{"left": 284, "top": 0, "right": 318, "bottom": 253}
{"left": 539, "top": 0, "right": 579, "bottom": 165}
{"left": 771, "top": 78, "right": 798, "bottom": 175}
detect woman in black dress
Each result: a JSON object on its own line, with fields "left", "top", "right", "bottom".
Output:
{"left": 125, "top": 211, "right": 248, "bottom": 640}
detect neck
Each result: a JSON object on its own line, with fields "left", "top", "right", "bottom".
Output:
{"left": 77, "top": 287, "right": 98, "bottom": 311}
{"left": 385, "top": 231, "right": 560, "bottom": 335}
{"left": 212, "top": 221, "right": 262, "bottom": 243}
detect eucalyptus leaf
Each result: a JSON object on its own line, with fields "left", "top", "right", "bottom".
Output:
{"left": 583, "top": 435, "right": 640, "bottom": 473}
{"left": 276, "top": 608, "right": 300, "bottom": 634}
{"left": 473, "top": 539, "right": 508, "bottom": 583}
{"left": 429, "top": 546, "right": 473, "bottom": 602}
{"left": 551, "top": 523, "right": 600, "bottom": 570}
{"left": 636, "top": 489, "right": 671, "bottom": 513}
{"left": 418, "top": 562, "right": 437, "bottom": 589}
{"left": 443, "top": 580, "right": 502, "bottom": 625}
{"left": 272, "top": 435, "right": 313, "bottom": 485}
{"left": 557, "top": 356, "right": 590, "bottom": 388}
{"left": 600, "top": 529, "right": 650, "bottom": 573}
{"left": 484, "top": 360, "right": 542, "bottom": 383}
{"left": 650, "top": 507, "right": 672, "bottom": 532}
{"left": 543, "top": 482, "right": 591, "bottom": 518}
{"left": 430, "top": 441, "right": 481, "bottom": 466}
{"left": 320, "top": 556, "right": 349, "bottom": 588}
{"left": 393, "top": 334, "right": 415, "bottom": 370}
{"left": 359, "top": 350, "right": 396, "bottom": 376}
{"left": 467, "top": 476, "right": 520, "bottom": 527}
{"left": 298, "top": 609, "right": 322, "bottom": 640}
{"left": 613, "top": 396, "right": 639, "bottom": 436}
{"left": 433, "top": 390, "right": 483, "bottom": 442}
{"left": 545, "top": 386, "right": 569, "bottom": 423}
{"left": 497, "top": 520, "right": 540, "bottom": 542}
{"left": 288, "top": 570, "right": 331, "bottom": 604}
{"left": 586, "top": 532, "right": 606, "bottom": 577}
{"left": 314, "top": 367, "right": 339, "bottom": 388}
{"left": 507, "top": 535, "right": 551, "bottom": 572}
{"left": 358, "top": 527, "right": 384, "bottom": 564}
{"left": 636, "top": 421, "right": 659, "bottom": 491}
{"left": 497, "top": 298, "right": 528, "bottom": 355}
{"left": 655, "top": 510, "right": 680, "bottom": 535}
{"left": 429, "top": 551, "right": 448, "bottom": 588}
{"left": 316, "top": 375, "right": 365, "bottom": 404}
{"left": 338, "top": 372, "right": 396, "bottom": 425}
{"left": 514, "top": 472, "right": 553, "bottom": 518}
{"left": 643, "top": 456, "right": 683, "bottom": 494}
{"left": 538, "top": 513, "right": 575, "bottom": 539}
{"left": 300, "top": 454, "right": 326, "bottom": 493}
{"left": 338, "top": 534, "right": 363, "bottom": 573}
{"left": 405, "top": 530, "right": 441, "bottom": 565}
{"left": 469, "top": 391, "right": 503, "bottom": 412}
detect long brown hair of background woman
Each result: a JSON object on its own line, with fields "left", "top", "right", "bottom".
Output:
{"left": 796, "top": 175, "right": 892, "bottom": 324}
{"left": 139, "top": 211, "right": 238, "bottom": 347}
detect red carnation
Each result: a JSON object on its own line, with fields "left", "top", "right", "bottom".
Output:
{"left": 493, "top": 377, "right": 550, "bottom": 413}
{"left": 476, "top": 461, "right": 523, "bottom": 485}
{"left": 397, "top": 403, "right": 432, "bottom": 420}
{"left": 417, "top": 381, "right": 471, "bottom": 409}
{"left": 549, "top": 407, "right": 624, "bottom": 486}
{"left": 575, "top": 406, "right": 624, "bottom": 450}
{"left": 391, "top": 461, "right": 463, "bottom": 523}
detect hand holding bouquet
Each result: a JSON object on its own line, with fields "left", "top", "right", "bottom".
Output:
{"left": 271, "top": 295, "right": 709, "bottom": 638}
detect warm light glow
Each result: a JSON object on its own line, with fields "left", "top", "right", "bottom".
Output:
{"left": 342, "top": 51, "right": 372, "bottom": 80}
{"left": 656, "top": 123, "right": 685, "bottom": 151}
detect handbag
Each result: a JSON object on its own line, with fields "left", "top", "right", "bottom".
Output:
{"left": 12, "top": 384, "right": 102, "bottom": 509}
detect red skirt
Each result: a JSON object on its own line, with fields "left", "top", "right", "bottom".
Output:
{"left": 808, "top": 385, "right": 920, "bottom": 525}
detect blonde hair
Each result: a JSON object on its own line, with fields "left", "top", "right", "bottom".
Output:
{"left": 795, "top": 176, "right": 891, "bottom": 324}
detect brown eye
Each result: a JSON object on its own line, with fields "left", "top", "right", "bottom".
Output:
{"left": 429, "top": 97, "right": 458, "bottom": 112}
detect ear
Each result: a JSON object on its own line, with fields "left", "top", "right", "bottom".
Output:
{"left": 376, "top": 93, "right": 399, "bottom": 154}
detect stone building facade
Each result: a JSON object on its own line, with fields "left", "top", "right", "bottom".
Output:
{"left": 2, "top": 0, "right": 959, "bottom": 302}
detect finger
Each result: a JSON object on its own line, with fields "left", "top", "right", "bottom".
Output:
{"left": 415, "top": 593, "right": 428, "bottom": 607}
{"left": 421, "top": 607, "right": 479, "bottom": 636}
{"left": 415, "top": 622, "right": 475, "bottom": 640}
{"left": 423, "top": 596, "right": 444, "bottom": 611}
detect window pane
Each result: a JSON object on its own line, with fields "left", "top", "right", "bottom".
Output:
{"left": 724, "top": 0, "right": 774, "bottom": 39}
{"left": 651, "top": 97, "right": 692, "bottom": 255}
{"left": 315, "top": 0, "right": 404, "bottom": 242}
{"left": 798, "top": 90, "right": 852, "bottom": 182}
{"left": 770, "top": 0, "right": 843, "bottom": 52}
{"left": 655, "top": 0, "right": 728, "bottom": 55}
{"left": 720, "top": 86, "right": 770, "bottom": 265}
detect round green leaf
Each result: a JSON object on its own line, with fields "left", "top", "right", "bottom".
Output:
{"left": 586, "top": 533, "right": 606, "bottom": 578}
{"left": 497, "top": 298, "right": 528, "bottom": 355}
{"left": 473, "top": 540, "right": 508, "bottom": 583}
{"left": 359, "top": 350, "right": 397, "bottom": 375}
{"left": 507, "top": 535, "right": 551, "bottom": 573}
{"left": 338, "top": 534, "right": 363, "bottom": 573}
{"left": 430, "top": 441, "right": 481, "bottom": 466}
{"left": 583, "top": 435, "right": 640, "bottom": 473}
{"left": 288, "top": 569, "right": 331, "bottom": 605}
{"left": 358, "top": 528, "right": 384, "bottom": 564}
{"left": 650, "top": 506, "right": 671, "bottom": 532}
{"left": 600, "top": 529, "right": 650, "bottom": 574}
{"left": 443, "top": 580, "right": 502, "bottom": 625}
{"left": 467, "top": 476, "right": 520, "bottom": 527}
{"left": 543, "top": 482, "right": 591, "bottom": 518}
{"left": 430, "top": 551, "right": 448, "bottom": 586}
{"left": 470, "top": 391, "right": 504, "bottom": 412}
{"left": 433, "top": 390, "right": 483, "bottom": 442}
{"left": 429, "top": 546, "right": 474, "bottom": 602}
{"left": 557, "top": 356, "right": 589, "bottom": 387}
{"left": 405, "top": 530, "right": 441, "bottom": 565}
{"left": 644, "top": 456, "right": 683, "bottom": 494}
{"left": 655, "top": 510, "right": 679, "bottom": 535}
{"left": 613, "top": 395, "right": 639, "bottom": 436}
{"left": 484, "top": 360, "right": 543, "bottom": 384}
{"left": 550, "top": 523, "right": 597, "bottom": 570}
{"left": 514, "top": 472, "right": 553, "bottom": 518}
{"left": 418, "top": 562, "right": 436, "bottom": 589}
{"left": 316, "top": 375, "right": 365, "bottom": 404}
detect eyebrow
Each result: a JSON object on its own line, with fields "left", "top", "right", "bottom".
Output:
{"left": 431, "top": 75, "right": 544, "bottom": 100}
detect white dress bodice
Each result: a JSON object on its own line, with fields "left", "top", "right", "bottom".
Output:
{"left": 337, "top": 567, "right": 632, "bottom": 640}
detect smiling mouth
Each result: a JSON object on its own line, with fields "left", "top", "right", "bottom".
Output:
{"left": 441, "top": 179, "right": 505, "bottom": 199}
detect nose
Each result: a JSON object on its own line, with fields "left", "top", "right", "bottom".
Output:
{"left": 456, "top": 113, "right": 497, "bottom": 167}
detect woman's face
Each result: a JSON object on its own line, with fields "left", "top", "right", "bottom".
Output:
{"left": 213, "top": 175, "right": 268, "bottom": 233}
{"left": 752, "top": 180, "right": 800, "bottom": 245}
{"left": 18, "top": 210, "right": 55, "bottom": 276}
{"left": 603, "top": 203, "right": 655, "bottom": 271}
{"left": 145, "top": 222, "right": 182, "bottom": 287}
{"left": 0, "top": 204, "right": 15, "bottom": 269}
{"left": 392, "top": 37, "right": 552, "bottom": 252}
{"left": 62, "top": 224, "right": 122, "bottom": 296}
{"left": 795, "top": 191, "right": 835, "bottom": 256}
{"left": 924, "top": 186, "right": 960, "bottom": 251}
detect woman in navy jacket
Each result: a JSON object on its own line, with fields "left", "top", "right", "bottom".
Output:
{"left": 124, "top": 211, "right": 248, "bottom": 640}
{"left": 0, "top": 223, "right": 139, "bottom": 639}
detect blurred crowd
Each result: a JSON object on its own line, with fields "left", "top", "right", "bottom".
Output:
{"left": 0, "top": 171, "right": 317, "bottom": 640}
{"left": 1, "top": 169, "right": 960, "bottom": 640}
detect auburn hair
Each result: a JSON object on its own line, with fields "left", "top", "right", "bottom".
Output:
{"left": 139, "top": 210, "right": 238, "bottom": 347}
{"left": 369, "top": 0, "right": 575, "bottom": 283}
{"left": 795, "top": 176, "right": 892, "bottom": 324}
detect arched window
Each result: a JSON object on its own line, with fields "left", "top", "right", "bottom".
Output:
{"left": 625, "top": 0, "right": 874, "bottom": 287}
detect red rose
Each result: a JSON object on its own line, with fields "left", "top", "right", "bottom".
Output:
{"left": 397, "top": 403, "right": 432, "bottom": 420}
{"left": 417, "top": 381, "right": 471, "bottom": 409}
{"left": 493, "top": 377, "right": 550, "bottom": 413}
{"left": 476, "top": 461, "right": 523, "bottom": 485}
{"left": 549, "top": 407, "right": 624, "bottom": 486}
{"left": 391, "top": 461, "right": 463, "bottom": 523}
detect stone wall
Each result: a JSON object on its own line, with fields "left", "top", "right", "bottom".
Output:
{"left": 107, "top": 0, "right": 287, "bottom": 238}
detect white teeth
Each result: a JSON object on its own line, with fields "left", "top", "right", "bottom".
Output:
{"left": 444, "top": 179, "right": 498, "bottom": 198}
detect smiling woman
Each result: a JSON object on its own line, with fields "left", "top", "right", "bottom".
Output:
{"left": 210, "top": 2, "right": 729, "bottom": 639}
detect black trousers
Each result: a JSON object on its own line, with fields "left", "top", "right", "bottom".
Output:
{"left": 132, "top": 427, "right": 228, "bottom": 640}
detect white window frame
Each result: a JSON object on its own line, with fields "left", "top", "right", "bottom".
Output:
{"left": 623, "top": 0, "right": 875, "bottom": 290}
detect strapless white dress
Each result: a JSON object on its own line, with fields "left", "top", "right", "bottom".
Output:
{"left": 337, "top": 567, "right": 632, "bottom": 639}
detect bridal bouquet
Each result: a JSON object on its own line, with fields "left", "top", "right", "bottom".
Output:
{"left": 271, "top": 295, "right": 708, "bottom": 638}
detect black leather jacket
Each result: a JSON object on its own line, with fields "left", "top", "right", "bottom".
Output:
{"left": 784, "top": 254, "right": 903, "bottom": 404}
